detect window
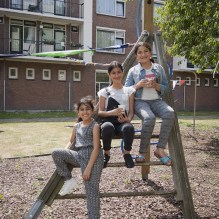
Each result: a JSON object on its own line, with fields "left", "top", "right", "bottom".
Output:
{"left": 154, "top": 2, "right": 163, "bottom": 18}
{"left": 95, "top": 70, "right": 110, "bottom": 101}
{"left": 26, "top": 68, "right": 35, "bottom": 79}
{"left": 71, "top": 26, "right": 78, "bottom": 32}
{"left": 11, "top": 0, "right": 23, "bottom": 10}
{"left": 73, "top": 71, "right": 81, "bottom": 81}
{"left": 176, "top": 76, "right": 181, "bottom": 86}
{"left": 10, "top": 19, "right": 36, "bottom": 54}
{"left": 186, "top": 77, "right": 191, "bottom": 86}
{"left": 43, "top": 69, "right": 51, "bottom": 80}
{"left": 9, "top": 67, "right": 18, "bottom": 79}
{"left": 0, "top": 17, "right": 4, "bottom": 24}
{"left": 214, "top": 79, "right": 218, "bottom": 87}
{"left": 58, "top": 70, "right": 66, "bottom": 81}
{"left": 205, "top": 78, "right": 209, "bottom": 86}
{"left": 196, "top": 78, "right": 200, "bottom": 86}
{"left": 41, "top": 22, "right": 65, "bottom": 52}
{"left": 97, "top": 0, "right": 125, "bottom": 17}
{"left": 96, "top": 28, "right": 125, "bottom": 53}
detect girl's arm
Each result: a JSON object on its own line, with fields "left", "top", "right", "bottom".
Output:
{"left": 82, "top": 124, "right": 101, "bottom": 181}
{"left": 98, "top": 95, "right": 124, "bottom": 118}
{"left": 118, "top": 92, "right": 134, "bottom": 123}
{"left": 65, "top": 125, "right": 76, "bottom": 149}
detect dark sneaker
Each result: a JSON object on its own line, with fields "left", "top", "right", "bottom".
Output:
{"left": 124, "top": 154, "right": 134, "bottom": 168}
{"left": 103, "top": 154, "right": 110, "bottom": 168}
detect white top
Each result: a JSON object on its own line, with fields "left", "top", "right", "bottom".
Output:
{"left": 141, "top": 68, "right": 159, "bottom": 100}
{"left": 98, "top": 86, "right": 135, "bottom": 114}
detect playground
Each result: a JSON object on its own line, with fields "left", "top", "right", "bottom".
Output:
{"left": 0, "top": 118, "right": 218, "bottom": 218}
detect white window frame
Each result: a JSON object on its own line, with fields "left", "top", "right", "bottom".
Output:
{"left": 214, "top": 79, "right": 218, "bottom": 87}
{"left": 176, "top": 76, "right": 181, "bottom": 86}
{"left": 58, "top": 70, "right": 66, "bottom": 81}
{"left": 43, "top": 69, "right": 51, "bottom": 80}
{"left": 9, "top": 67, "right": 18, "bottom": 79}
{"left": 26, "top": 68, "right": 35, "bottom": 80}
{"left": 96, "top": 27, "right": 126, "bottom": 54}
{"left": 196, "top": 77, "right": 200, "bottom": 86}
{"left": 186, "top": 77, "right": 191, "bottom": 86}
{"left": 205, "top": 78, "right": 209, "bottom": 87}
{"left": 96, "top": 0, "right": 126, "bottom": 18}
{"left": 73, "top": 71, "right": 81, "bottom": 81}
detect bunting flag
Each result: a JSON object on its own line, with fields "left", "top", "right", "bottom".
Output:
{"left": 31, "top": 49, "right": 94, "bottom": 57}
{"left": 172, "top": 80, "right": 177, "bottom": 89}
{"left": 30, "top": 43, "right": 135, "bottom": 58}
{"left": 180, "top": 80, "right": 185, "bottom": 86}
{"left": 67, "top": 57, "right": 110, "bottom": 66}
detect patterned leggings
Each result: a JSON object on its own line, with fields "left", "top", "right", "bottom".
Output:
{"left": 134, "top": 99, "right": 175, "bottom": 154}
{"left": 52, "top": 146, "right": 103, "bottom": 219}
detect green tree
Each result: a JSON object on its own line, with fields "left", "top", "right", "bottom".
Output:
{"left": 125, "top": 0, "right": 219, "bottom": 73}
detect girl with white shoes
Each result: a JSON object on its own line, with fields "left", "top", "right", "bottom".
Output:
{"left": 52, "top": 96, "right": 103, "bottom": 219}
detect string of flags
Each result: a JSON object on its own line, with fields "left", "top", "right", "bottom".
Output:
{"left": 171, "top": 80, "right": 196, "bottom": 89}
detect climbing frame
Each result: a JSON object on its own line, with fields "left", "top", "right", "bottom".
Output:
{"left": 25, "top": 30, "right": 196, "bottom": 219}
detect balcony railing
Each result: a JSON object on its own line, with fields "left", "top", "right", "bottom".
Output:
{"left": 0, "top": 0, "right": 84, "bottom": 19}
{"left": 0, "top": 38, "right": 83, "bottom": 59}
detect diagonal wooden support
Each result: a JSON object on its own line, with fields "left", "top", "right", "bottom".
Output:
{"left": 154, "top": 30, "right": 196, "bottom": 218}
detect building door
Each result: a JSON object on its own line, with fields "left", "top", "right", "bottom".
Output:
{"left": 54, "top": 0, "right": 65, "bottom": 16}
{"left": 11, "top": 0, "right": 23, "bottom": 10}
{"left": 10, "top": 26, "right": 23, "bottom": 54}
{"left": 54, "top": 30, "right": 65, "bottom": 51}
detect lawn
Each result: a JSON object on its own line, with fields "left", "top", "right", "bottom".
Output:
{"left": 0, "top": 115, "right": 218, "bottom": 159}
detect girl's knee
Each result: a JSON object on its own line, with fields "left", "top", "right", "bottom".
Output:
{"left": 101, "top": 123, "right": 114, "bottom": 134}
{"left": 123, "top": 124, "right": 134, "bottom": 134}
{"left": 143, "top": 116, "right": 156, "bottom": 124}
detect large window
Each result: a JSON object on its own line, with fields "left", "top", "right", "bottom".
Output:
{"left": 96, "top": 28, "right": 125, "bottom": 53}
{"left": 10, "top": 19, "right": 36, "bottom": 54}
{"left": 97, "top": 0, "right": 125, "bottom": 17}
{"left": 41, "top": 23, "right": 65, "bottom": 52}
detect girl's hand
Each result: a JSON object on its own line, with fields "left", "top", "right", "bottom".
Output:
{"left": 118, "top": 112, "right": 129, "bottom": 123}
{"left": 138, "top": 79, "right": 148, "bottom": 88}
{"left": 147, "top": 80, "right": 157, "bottom": 89}
{"left": 111, "top": 108, "right": 124, "bottom": 117}
{"left": 83, "top": 167, "right": 91, "bottom": 181}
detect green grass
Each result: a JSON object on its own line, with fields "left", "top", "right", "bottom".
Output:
{"left": 177, "top": 111, "right": 219, "bottom": 117}
{"left": 0, "top": 111, "right": 78, "bottom": 119}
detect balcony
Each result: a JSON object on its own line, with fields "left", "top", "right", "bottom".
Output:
{"left": 0, "top": 38, "right": 84, "bottom": 60}
{"left": 0, "top": 0, "right": 84, "bottom": 19}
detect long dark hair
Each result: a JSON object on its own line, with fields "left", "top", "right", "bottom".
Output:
{"left": 108, "top": 61, "right": 123, "bottom": 86}
{"left": 76, "top": 96, "right": 94, "bottom": 122}
{"left": 134, "top": 42, "right": 155, "bottom": 63}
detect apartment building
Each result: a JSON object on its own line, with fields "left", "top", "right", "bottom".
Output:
{"left": 0, "top": 0, "right": 218, "bottom": 111}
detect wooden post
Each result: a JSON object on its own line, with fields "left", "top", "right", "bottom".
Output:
{"left": 141, "top": 0, "right": 154, "bottom": 180}
{"left": 154, "top": 30, "right": 196, "bottom": 218}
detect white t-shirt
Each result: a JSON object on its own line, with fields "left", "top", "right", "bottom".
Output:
{"left": 98, "top": 86, "right": 135, "bottom": 114}
{"left": 141, "top": 68, "right": 159, "bottom": 100}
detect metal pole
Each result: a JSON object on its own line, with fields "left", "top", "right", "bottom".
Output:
{"left": 69, "top": 63, "right": 71, "bottom": 111}
{"left": 4, "top": 59, "right": 6, "bottom": 111}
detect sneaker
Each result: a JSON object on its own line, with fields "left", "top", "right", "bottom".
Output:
{"left": 103, "top": 154, "right": 110, "bottom": 168}
{"left": 124, "top": 154, "right": 134, "bottom": 168}
{"left": 59, "top": 177, "right": 78, "bottom": 196}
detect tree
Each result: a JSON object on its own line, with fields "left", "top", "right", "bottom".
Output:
{"left": 125, "top": 0, "right": 219, "bottom": 73}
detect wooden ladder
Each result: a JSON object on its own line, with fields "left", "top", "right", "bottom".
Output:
{"left": 25, "top": 31, "right": 196, "bottom": 219}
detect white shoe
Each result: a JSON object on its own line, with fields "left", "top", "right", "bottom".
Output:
{"left": 59, "top": 177, "right": 78, "bottom": 196}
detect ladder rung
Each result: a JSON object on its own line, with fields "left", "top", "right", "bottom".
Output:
{"left": 55, "top": 190, "right": 177, "bottom": 199}
{"left": 106, "top": 161, "right": 164, "bottom": 167}
{"left": 111, "top": 134, "right": 159, "bottom": 139}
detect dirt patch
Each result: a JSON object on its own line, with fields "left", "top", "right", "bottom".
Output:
{"left": 0, "top": 124, "right": 219, "bottom": 218}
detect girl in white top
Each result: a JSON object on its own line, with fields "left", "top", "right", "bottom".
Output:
{"left": 98, "top": 61, "right": 135, "bottom": 168}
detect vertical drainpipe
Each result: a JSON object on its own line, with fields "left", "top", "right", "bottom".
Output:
{"left": 4, "top": 59, "right": 6, "bottom": 111}
{"left": 183, "top": 72, "right": 185, "bottom": 111}
{"left": 69, "top": 63, "right": 71, "bottom": 111}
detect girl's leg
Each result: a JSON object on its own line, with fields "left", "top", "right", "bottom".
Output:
{"left": 78, "top": 147, "right": 104, "bottom": 219}
{"left": 100, "top": 122, "right": 114, "bottom": 152}
{"left": 116, "top": 123, "right": 134, "bottom": 152}
{"left": 116, "top": 123, "right": 135, "bottom": 168}
{"left": 52, "top": 149, "right": 80, "bottom": 180}
{"left": 100, "top": 122, "right": 114, "bottom": 168}
{"left": 150, "top": 99, "right": 174, "bottom": 165}
{"left": 134, "top": 100, "right": 156, "bottom": 155}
